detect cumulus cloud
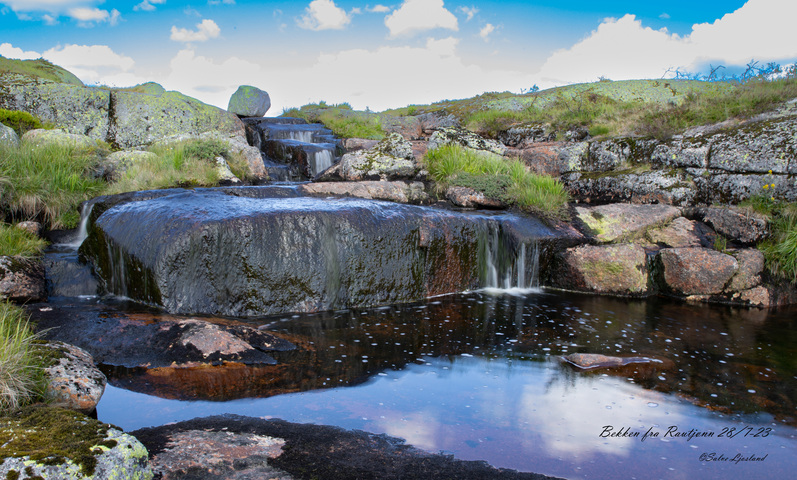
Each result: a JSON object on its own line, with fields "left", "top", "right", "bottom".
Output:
{"left": 208, "top": 0, "right": 236, "bottom": 5}
{"left": 0, "top": 43, "right": 41, "bottom": 60}
{"left": 2, "top": 1, "right": 120, "bottom": 25}
{"left": 297, "top": 0, "right": 351, "bottom": 31}
{"left": 458, "top": 6, "right": 478, "bottom": 21}
{"left": 480, "top": 23, "right": 495, "bottom": 41}
{"left": 134, "top": 1, "right": 166, "bottom": 12}
{"left": 367, "top": 5, "right": 390, "bottom": 13}
{"left": 67, "top": 7, "right": 120, "bottom": 26}
{"left": 37, "top": 44, "right": 147, "bottom": 86}
{"left": 536, "top": 0, "right": 797, "bottom": 85}
{"left": 170, "top": 19, "right": 222, "bottom": 43}
{"left": 385, "top": 0, "right": 458, "bottom": 37}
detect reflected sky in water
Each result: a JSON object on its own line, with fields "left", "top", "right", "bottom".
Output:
{"left": 97, "top": 290, "right": 797, "bottom": 479}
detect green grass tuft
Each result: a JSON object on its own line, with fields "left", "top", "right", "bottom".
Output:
{"left": 0, "top": 142, "right": 105, "bottom": 229}
{"left": 424, "top": 144, "right": 569, "bottom": 217}
{"left": 741, "top": 197, "right": 797, "bottom": 283}
{"left": 0, "top": 109, "right": 46, "bottom": 137}
{"left": 0, "top": 302, "right": 45, "bottom": 414}
{"left": 0, "top": 223, "right": 47, "bottom": 258}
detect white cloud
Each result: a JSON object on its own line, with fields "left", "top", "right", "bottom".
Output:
{"left": 458, "top": 5, "right": 478, "bottom": 21}
{"left": 367, "top": 5, "right": 390, "bottom": 13}
{"left": 0, "top": 43, "right": 41, "bottom": 60}
{"left": 40, "top": 44, "right": 145, "bottom": 86}
{"left": 170, "top": 19, "right": 222, "bottom": 43}
{"left": 659, "top": 13, "right": 670, "bottom": 20}
{"left": 66, "top": 7, "right": 120, "bottom": 26}
{"left": 385, "top": 0, "right": 458, "bottom": 37}
{"left": 208, "top": 0, "right": 236, "bottom": 5}
{"left": 536, "top": 0, "right": 797, "bottom": 85}
{"left": 297, "top": 0, "right": 351, "bottom": 31}
{"left": 479, "top": 23, "right": 494, "bottom": 41}
{"left": 134, "top": 0, "right": 166, "bottom": 12}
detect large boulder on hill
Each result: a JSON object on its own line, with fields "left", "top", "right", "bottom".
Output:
{"left": 0, "top": 122, "right": 20, "bottom": 147}
{"left": 0, "top": 75, "right": 245, "bottom": 149}
{"left": 228, "top": 85, "right": 271, "bottom": 117}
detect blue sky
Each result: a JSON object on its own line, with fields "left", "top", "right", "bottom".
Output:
{"left": 1, "top": 0, "right": 794, "bottom": 113}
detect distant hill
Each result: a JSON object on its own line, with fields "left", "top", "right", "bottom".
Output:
{"left": 0, "top": 56, "right": 83, "bottom": 86}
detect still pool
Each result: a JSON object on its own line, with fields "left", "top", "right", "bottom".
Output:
{"left": 89, "top": 289, "right": 796, "bottom": 479}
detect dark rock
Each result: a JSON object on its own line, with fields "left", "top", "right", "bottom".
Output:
{"left": 133, "top": 415, "right": 562, "bottom": 480}
{"left": 575, "top": 203, "right": 681, "bottom": 243}
{"left": 657, "top": 247, "right": 738, "bottom": 295}
{"left": 497, "top": 125, "right": 555, "bottom": 147}
{"left": 40, "top": 341, "right": 106, "bottom": 413}
{"left": 548, "top": 244, "right": 648, "bottom": 295}
{"left": 79, "top": 188, "right": 562, "bottom": 317}
{"left": 686, "top": 206, "right": 769, "bottom": 245}
{"left": 0, "top": 256, "right": 46, "bottom": 303}
{"left": 446, "top": 186, "right": 507, "bottom": 209}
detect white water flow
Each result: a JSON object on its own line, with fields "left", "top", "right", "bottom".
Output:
{"left": 311, "top": 149, "right": 335, "bottom": 176}
{"left": 289, "top": 131, "right": 316, "bottom": 143}
{"left": 481, "top": 227, "right": 541, "bottom": 295}
{"left": 66, "top": 203, "right": 95, "bottom": 248}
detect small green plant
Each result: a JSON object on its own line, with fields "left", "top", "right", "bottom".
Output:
{"left": 0, "top": 302, "right": 45, "bottom": 414}
{"left": 0, "top": 109, "right": 45, "bottom": 136}
{"left": 424, "top": 144, "right": 569, "bottom": 217}
{"left": 713, "top": 235, "right": 728, "bottom": 253}
{"left": 0, "top": 223, "right": 47, "bottom": 258}
{"left": 0, "top": 142, "right": 105, "bottom": 229}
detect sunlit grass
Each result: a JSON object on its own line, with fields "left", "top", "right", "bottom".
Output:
{"left": 0, "top": 301, "right": 45, "bottom": 414}
{"left": 0, "top": 223, "right": 47, "bottom": 257}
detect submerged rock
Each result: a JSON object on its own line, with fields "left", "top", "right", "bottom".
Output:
{"left": 562, "top": 353, "right": 661, "bottom": 370}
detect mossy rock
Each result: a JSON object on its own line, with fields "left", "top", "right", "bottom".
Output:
{"left": 0, "top": 406, "right": 152, "bottom": 479}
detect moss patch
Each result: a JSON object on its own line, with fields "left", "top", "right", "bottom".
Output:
{"left": 0, "top": 406, "right": 118, "bottom": 477}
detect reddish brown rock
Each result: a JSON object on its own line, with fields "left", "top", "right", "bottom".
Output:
{"left": 727, "top": 248, "right": 765, "bottom": 292}
{"left": 575, "top": 203, "right": 681, "bottom": 243}
{"left": 0, "top": 256, "right": 46, "bottom": 303}
{"left": 445, "top": 186, "right": 507, "bottom": 209}
{"left": 549, "top": 244, "right": 649, "bottom": 295}
{"left": 41, "top": 341, "right": 107, "bottom": 413}
{"left": 646, "top": 217, "right": 714, "bottom": 248}
{"left": 658, "top": 247, "right": 738, "bottom": 295}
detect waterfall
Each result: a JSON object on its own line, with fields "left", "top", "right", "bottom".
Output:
{"left": 289, "top": 131, "right": 316, "bottom": 143}
{"left": 311, "top": 149, "right": 334, "bottom": 176}
{"left": 480, "top": 224, "right": 541, "bottom": 294}
{"left": 66, "top": 202, "right": 95, "bottom": 248}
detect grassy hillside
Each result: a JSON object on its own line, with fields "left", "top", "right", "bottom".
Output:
{"left": 0, "top": 56, "right": 83, "bottom": 86}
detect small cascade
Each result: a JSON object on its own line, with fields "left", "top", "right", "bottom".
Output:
{"left": 480, "top": 223, "right": 541, "bottom": 293}
{"left": 243, "top": 117, "right": 341, "bottom": 180}
{"left": 65, "top": 202, "right": 95, "bottom": 249}
{"left": 44, "top": 201, "right": 100, "bottom": 297}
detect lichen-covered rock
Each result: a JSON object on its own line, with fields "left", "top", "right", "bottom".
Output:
{"left": 0, "top": 122, "right": 20, "bottom": 147}
{"left": 726, "top": 249, "right": 765, "bottom": 292}
{"left": 215, "top": 156, "right": 241, "bottom": 183}
{"left": 227, "top": 85, "right": 271, "bottom": 117}
{"left": 428, "top": 126, "right": 507, "bottom": 155}
{"left": 148, "top": 429, "right": 290, "bottom": 480}
{"left": 497, "top": 124, "right": 554, "bottom": 147}
{"left": 14, "top": 221, "right": 42, "bottom": 237}
{"left": 299, "top": 181, "right": 429, "bottom": 204}
{"left": 41, "top": 341, "right": 107, "bottom": 413}
{"left": 557, "top": 141, "right": 589, "bottom": 173}
{"left": 0, "top": 256, "right": 46, "bottom": 303}
{"left": 446, "top": 186, "right": 507, "bottom": 209}
{"left": 320, "top": 133, "right": 419, "bottom": 181}
{"left": 563, "top": 169, "right": 697, "bottom": 205}
{"left": 22, "top": 128, "right": 98, "bottom": 149}
{"left": 651, "top": 137, "right": 709, "bottom": 168}
{"left": 707, "top": 117, "right": 797, "bottom": 174}
{"left": 548, "top": 244, "right": 649, "bottom": 295}
{"left": 657, "top": 247, "right": 738, "bottom": 295}
{"left": 109, "top": 90, "right": 245, "bottom": 149}
{"left": 646, "top": 216, "right": 714, "bottom": 248}
{"left": 694, "top": 173, "right": 796, "bottom": 203}
{"left": 0, "top": 407, "right": 152, "bottom": 480}
{"left": 575, "top": 203, "right": 681, "bottom": 243}
{"left": 686, "top": 206, "right": 769, "bottom": 245}
{"left": 342, "top": 138, "right": 379, "bottom": 152}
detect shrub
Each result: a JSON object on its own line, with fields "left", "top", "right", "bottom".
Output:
{"left": 0, "top": 301, "right": 44, "bottom": 414}
{"left": 0, "top": 223, "right": 47, "bottom": 258}
{"left": 0, "top": 142, "right": 105, "bottom": 229}
{"left": 0, "top": 109, "right": 45, "bottom": 136}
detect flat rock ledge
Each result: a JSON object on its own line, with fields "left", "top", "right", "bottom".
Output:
{"left": 133, "top": 415, "right": 562, "bottom": 480}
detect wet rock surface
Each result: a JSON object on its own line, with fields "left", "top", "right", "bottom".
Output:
{"left": 0, "top": 256, "right": 46, "bottom": 303}
{"left": 562, "top": 353, "right": 664, "bottom": 370}
{"left": 133, "top": 415, "right": 561, "bottom": 480}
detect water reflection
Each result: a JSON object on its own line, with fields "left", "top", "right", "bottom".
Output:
{"left": 90, "top": 290, "right": 797, "bottom": 479}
